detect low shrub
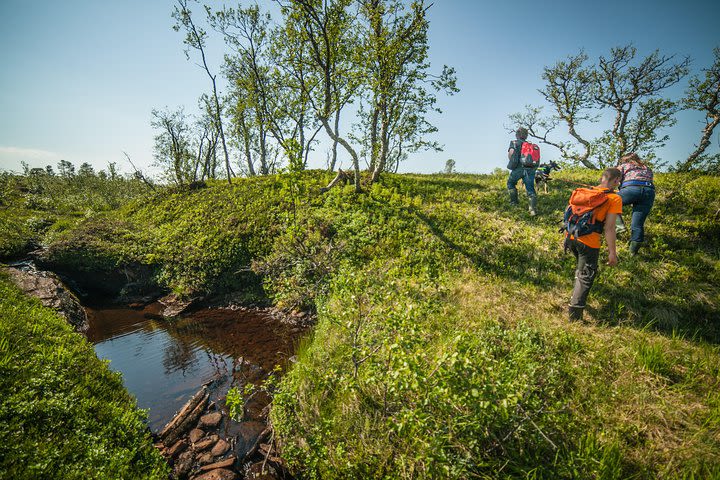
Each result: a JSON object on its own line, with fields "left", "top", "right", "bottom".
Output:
{"left": 0, "top": 272, "right": 168, "bottom": 479}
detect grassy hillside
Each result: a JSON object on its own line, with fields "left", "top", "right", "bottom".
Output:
{"left": 267, "top": 171, "right": 720, "bottom": 479}
{"left": 3, "top": 169, "right": 719, "bottom": 478}
{"left": 0, "top": 170, "right": 149, "bottom": 260}
{"left": 0, "top": 272, "right": 168, "bottom": 479}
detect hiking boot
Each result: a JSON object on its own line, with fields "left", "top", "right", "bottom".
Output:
{"left": 528, "top": 196, "right": 537, "bottom": 216}
{"left": 615, "top": 216, "right": 627, "bottom": 234}
{"left": 508, "top": 189, "right": 519, "bottom": 206}
{"left": 629, "top": 241, "right": 641, "bottom": 256}
{"left": 568, "top": 305, "right": 584, "bottom": 321}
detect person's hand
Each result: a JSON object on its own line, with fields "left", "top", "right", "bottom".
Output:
{"left": 607, "top": 252, "right": 618, "bottom": 266}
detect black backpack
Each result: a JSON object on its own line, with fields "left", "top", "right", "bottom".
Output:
{"left": 562, "top": 188, "right": 611, "bottom": 237}
{"left": 507, "top": 140, "right": 522, "bottom": 170}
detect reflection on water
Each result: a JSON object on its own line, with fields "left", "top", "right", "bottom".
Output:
{"left": 85, "top": 303, "right": 302, "bottom": 432}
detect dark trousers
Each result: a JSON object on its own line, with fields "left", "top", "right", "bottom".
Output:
{"left": 507, "top": 167, "right": 537, "bottom": 200}
{"left": 568, "top": 238, "right": 600, "bottom": 309}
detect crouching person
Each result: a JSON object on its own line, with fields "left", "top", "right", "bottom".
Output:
{"left": 563, "top": 168, "right": 623, "bottom": 321}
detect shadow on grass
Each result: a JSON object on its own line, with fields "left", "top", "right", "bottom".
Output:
{"left": 590, "top": 286, "right": 720, "bottom": 344}
{"left": 384, "top": 175, "right": 487, "bottom": 195}
{"left": 410, "top": 207, "right": 559, "bottom": 289}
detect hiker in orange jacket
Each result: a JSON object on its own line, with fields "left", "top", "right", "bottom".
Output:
{"left": 565, "top": 168, "right": 623, "bottom": 321}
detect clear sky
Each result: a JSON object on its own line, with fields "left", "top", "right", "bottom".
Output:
{"left": 1, "top": 0, "right": 718, "bottom": 176}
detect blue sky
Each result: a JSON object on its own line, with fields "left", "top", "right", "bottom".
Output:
{"left": 1, "top": 0, "right": 718, "bottom": 176}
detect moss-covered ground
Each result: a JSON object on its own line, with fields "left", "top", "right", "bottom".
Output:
{"left": 0, "top": 273, "right": 168, "bottom": 479}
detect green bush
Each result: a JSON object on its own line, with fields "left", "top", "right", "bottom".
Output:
{"left": 0, "top": 273, "right": 168, "bottom": 479}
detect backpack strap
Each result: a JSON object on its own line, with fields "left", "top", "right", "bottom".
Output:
{"left": 512, "top": 140, "right": 523, "bottom": 164}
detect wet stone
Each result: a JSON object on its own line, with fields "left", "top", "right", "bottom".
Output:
{"left": 199, "top": 456, "right": 236, "bottom": 472}
{"left": 158, "top": 293, "right": 195, "bottom": 317}
{"left": 244, "top": 391, "right": 271, "bottom": 421}
{"left": 194, "top": 434, "right": 219, "bottom": 452}
{"left": 229, "top": 421, "right": 266, "bottom": 459}
{"left": 192, "top": 469, "right": 238, "bottom": 480}
{"left": 173, "top": 450, "right": 194, "bottom": 479}
{"left": 199, "top": 412, "right": 222, "bottom": 429}
{"left": 211, "top": 439, "right": 230, "bottom": 457}
{"left": 197, "top": 452, "right": 215, "bottom": 466}
{"left": 167, "top": 439, "right": 188, "bottom": 459}
{"left": 6, "top": 267, "right": 88, "bottom": 332}
{"left": 189, "top": 428, "right": 205, "bottom": 444}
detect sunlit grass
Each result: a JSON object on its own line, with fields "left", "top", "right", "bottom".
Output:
{"left": 2, "top": 168, "right": 718, "bottom": 478}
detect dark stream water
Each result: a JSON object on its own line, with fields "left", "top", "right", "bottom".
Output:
{"left": 84, "top": 302, "right": 305, "bottom": 432}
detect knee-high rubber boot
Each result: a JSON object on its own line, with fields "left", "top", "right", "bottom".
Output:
{"left": 508, "top": 189, "right": 519, "bottom": 206}
{"left": 629, "top": 241, "right": 641, "bottom": 256}
{"left": 615, "top": 215, "right": 627, "bottom": 234}
{"left": 529, "top": 195, "right": 538, "bottom": 216}
{"left": 568, "top": 305, "right": 584, "bottom": 321}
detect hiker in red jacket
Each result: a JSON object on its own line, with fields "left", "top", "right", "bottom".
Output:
{"left": 507, "top": 127, "right": 539, "bottom": 216}
{"left": 564, "top": 168, "right": 623, "bottom": 321}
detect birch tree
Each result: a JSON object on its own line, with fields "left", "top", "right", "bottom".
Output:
{"left": 151, "top": 108, "right": 193, "bottom": 185}
{"left": 360, "top": 0, "right": 457, "bottom": 181}
{"left": 174, "top": 0, "right": 234, "bottom": 183}
{"left": 538, "top": 52, "right": 597, "bottom": 168}
{"left": 512, "top": 46, "right": 690, "bottom": 168}
{"left": 279, "top": 0, "right": 365, "bottom": 192}
{"left": 592, "top": 46, "right": 690, "bottom": 165}
{"left": 678, "top": 47, "right": 720, "bottom": 172}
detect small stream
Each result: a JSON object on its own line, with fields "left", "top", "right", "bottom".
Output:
{"left": 84, "top": 301, "right": 305, "bottom": 432}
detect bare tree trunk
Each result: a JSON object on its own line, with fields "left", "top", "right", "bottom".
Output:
{"left": 296, "top": 0, "right": 360, "bottom": 191}
{"left": 194, "top": 137, "right": 204, "bottom": 181}
{"left": 178, "top": 1, "right": 233, "bottom": 184}
{"left": 259, "top": 126, "right": 269, "bottom": 175}
{"left": 210, "top": 79, "right": 233, "bottom": 184}
{"left": 371, "top": 110, "right": 389, "bottom": 183}
{"left": 369, "top": 104, "right": 379, "bottom": 172}
{"left": 305, "top": 125, "right": 323, "bottom": 169}
{"left": 239, "top": 112, "right": 255, "bottom": 176}
{"left": 393, "top": 143, "right": 402, "bottom": 173}
{"left": 320, "top": 168, "right": 351, "bottom": 192}
{"left": 122, "top": 152, "right": 156, "bottom": 191}
{"left": 679, "top": 115, "right": 720, "bottom": 170}
{"left": 568, "top": 125, "right": 596, "bottom": 169}
{"left": 321, "top": 117, "right": 361, "bottom": 192}
{"left": 330, "top": 108, "right": 341, "bottom": 171}
{"left": 298, "top": 111, "right": 306, "bottom": 168}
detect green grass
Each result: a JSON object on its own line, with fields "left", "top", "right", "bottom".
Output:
{"left": 0, "top": 272, "right": 168, "bottom": 479}
{"left": 2, "top": 168, "right": 719, "bottom": 478}
{"left": 0, "top": 170, "right": 150, "bottom": 260}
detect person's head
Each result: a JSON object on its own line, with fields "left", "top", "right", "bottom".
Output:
{"left": 619, "top": 152, "right": 643, "bottom": 166}
{"left": 516, "top": 127, "right": 528, "bottom": 141}
{"left": 600, "top": 167, "right": 622, "bottom": 189}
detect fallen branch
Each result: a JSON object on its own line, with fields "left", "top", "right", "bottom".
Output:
{"left": 244, "top": 426, "right": 272, "bottom": 460}
{"left": 159, "top": 386, "right": 209, "bottom": 445}
{"left": 123, "top": 151, "right": 156, "bottom": 191}
{"left": 320, "top": 169, "right": 352, "bottom": 193}
{"left": 261, "top": 428, "right": 275, "bottom": 473}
